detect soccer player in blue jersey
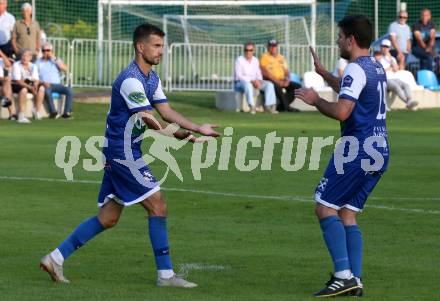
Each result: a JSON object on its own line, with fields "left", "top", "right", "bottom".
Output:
{"left": 295, "top": 15, "right": 389, "bottom": 297}
{"left": 40, "top": 23, "right": 220, "bottom": 288}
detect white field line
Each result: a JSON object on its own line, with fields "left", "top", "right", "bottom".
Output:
{"left": 179, "top": 263, "right": 229, "bottom": 271}
{"left": 0, "top": 175, "right": 439, "bottom": 215}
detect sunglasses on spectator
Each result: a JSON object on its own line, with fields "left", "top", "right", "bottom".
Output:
{"left": 399, "top": 16, "right": 408, "bottom": 19}
{"left": 42, "top": 49, "right": 51, "bottom": 52}
{"left": 26, "top": 27, "right": 30, "bottom": 35}
{"left": 244, "top": 48, "right": 254, "bottom": 52}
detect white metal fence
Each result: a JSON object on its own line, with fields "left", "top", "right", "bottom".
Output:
{"left": 71, "top": 39, "right": 134, "bottom": 87}
{"left": 46, "top": 38, "right": 338, "bottom": 91}
{"left": 166, "top": 43, "right": 339, "bottom": 91}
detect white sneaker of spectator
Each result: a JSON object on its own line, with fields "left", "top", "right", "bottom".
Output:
{"left": 406, "top": 100, "right": 418, "bottom": 111}
{"left": 17, "top": 113, "right": 31, "bottom": 124}
{"left": 32, "top": 108, "right": 42, "bottom": 120}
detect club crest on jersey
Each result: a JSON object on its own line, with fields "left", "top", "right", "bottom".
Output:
{"left": 342, "top": 75, "right": 353, "bottom": 88}
{"left": 128, "top": 91, "right": 147, "bottom": 104}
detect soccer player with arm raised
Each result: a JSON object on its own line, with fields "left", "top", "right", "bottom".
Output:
{"left": 295, "top": 15, "right": 389, "bottom": 297}
{"left": 40, "top": 23, "right": 220, "bottom": 288}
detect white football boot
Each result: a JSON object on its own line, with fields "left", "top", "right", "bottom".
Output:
{"left": 157, "top": 274, "right": 197, "bottom": 288}
{"left": 39, "top": 254, "right": 70, "bottom": 283}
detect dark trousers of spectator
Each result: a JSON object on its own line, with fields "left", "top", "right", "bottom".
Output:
{"left": 273, "top": 81, "right": 301, "bottom": 111}
{"left": 0, "top": 40, "right": 15, "bottom": 58}
{"left": 44, "top": 84, "right": 74, "bottom": 114}
{"left": 412, "top": 46, "right": 434, "bottom": 71}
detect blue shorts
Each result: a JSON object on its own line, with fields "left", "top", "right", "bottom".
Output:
{"left": 314, "top": 155, "right": 387, "bottom": 212}
{"left": 97, "top": 156, "right": 160, "bottom": 207}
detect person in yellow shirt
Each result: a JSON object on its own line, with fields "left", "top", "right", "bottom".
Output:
{"left": 260, "top": 39, "right": 301, "bottom": 112}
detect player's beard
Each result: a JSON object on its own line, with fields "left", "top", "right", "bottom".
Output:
{"left": 340, "top": 48, "right": 350, "bottom": 60}
{"left": 143, "top": 54, "right": 161, "bottom": 66}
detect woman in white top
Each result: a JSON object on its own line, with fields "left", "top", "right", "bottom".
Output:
{"left": 11, "top": 48, "right": 45, "bottom": 123}
{"left": 375, "top": 39, "right": 418, "bottom": 111}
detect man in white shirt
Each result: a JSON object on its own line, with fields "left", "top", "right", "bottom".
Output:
{"left": 37, "top": 42, "right": 73, "bottom": 118}
{"left": 388, "top": 10, "right": 411, "bottom": 70}
{"left": 11, "top": 49, "right": 45, "bottom": 123}
{"left": 0, "top": 0, "right": 15, "bottom": 58}
{"left": 234, "top": 42, "right": 277, "bottom": 114}
{"left": 375, "top": 39, "right": 418, "bottom": 110}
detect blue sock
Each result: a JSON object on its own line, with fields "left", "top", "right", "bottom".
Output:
{"left": 58, "top": 216, "right": 105, "bottom": 260}
{"left": 319, "top": 215, "right": 350, "bottom": 273}
{"left": 345, "top": 225, "right": 363, "bottom": 278}
{"left": 149, "top": 216, "right": 173, "bottom": 270}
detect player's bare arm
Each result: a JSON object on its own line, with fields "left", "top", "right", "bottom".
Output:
{"left": 138, "top": 110, "right": 193, "bottom": 141}
{"left": 309, "top": 46, "right": 341, "bottom": 93}
{"left": 428, "top": 28, "right": 436, "bottom": 53}
{"left": 389, "top": 34, "right": 400, "bottom": 52}
{"left": 413, "top": 31, "right": 426, "bottom": 49}
{"left": 153, "top": 102, "right": 220, "bottom": 137}
{"left": 139, "top": 110, "right": 210, "bottom": 143}
{"left": 295, "top": 87, "right": 355, "bottom": 121}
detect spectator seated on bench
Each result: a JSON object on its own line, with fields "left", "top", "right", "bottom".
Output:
{"left": 11, "top": 49, "right": 45, "bottom": 123}
{"left": 374, "top": 45, "right": 419, "bottom": 110}
{"left": 260, "top": 39, "right": 300, "bottom": 112}
{"left": 36, "top": 42, "right": 73, "bottom": 119}
{"left": 234, "top": 41, "right": 277, "bottom": 114}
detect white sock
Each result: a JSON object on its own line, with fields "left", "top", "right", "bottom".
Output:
{"left": 158, "top": 269, "right": 174, "bottom": 279}
{"left": 334, "top": 269, "right": 352, "bottom": 279}
{"left": 18, "top": 112, "right": 25, "bottom": 120}
{"left": 355, "top": 277, "right": 363, "bottom": 287}
{"left": 50, "top": 248, "right": 64, "bottom": 266}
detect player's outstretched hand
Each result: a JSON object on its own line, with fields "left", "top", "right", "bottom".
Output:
{"left": 295, "top": 87, "right": 320, "bottom": 106}
{"left": 186, "top": 134, "right": 217, "bottom": 143}
{"left": 175, "top": 124, "right": 220, "bottom": 143}
{"left": 309, "top": 46, "right": 326, "bottom": 76}
{"left": 197, "top": 124, "right": 221, "bottom": 137}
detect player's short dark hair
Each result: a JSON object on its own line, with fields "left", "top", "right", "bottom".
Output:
{"left": 133, "top": 23, "right": 165, "bottom": 47}
{"left": 338, "top": 15, "right": 373, "bottom": 49}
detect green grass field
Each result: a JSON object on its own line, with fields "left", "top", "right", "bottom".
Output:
{"left": 0, "top": 92, "right": 439, "bottom": 300}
